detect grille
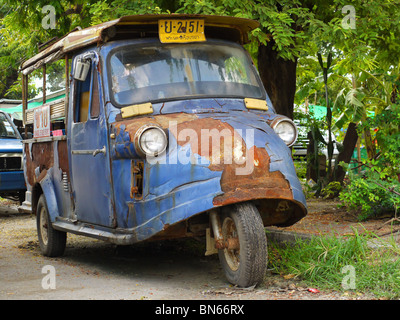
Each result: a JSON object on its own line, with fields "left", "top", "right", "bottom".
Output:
{"left": 0, "top": 156, "right": 22, "bottom": 170}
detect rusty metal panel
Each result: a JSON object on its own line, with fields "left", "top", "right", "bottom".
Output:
{"left": 24, "top": 141, "right": 54, "bottom": 186}
{"left": 23, "top": 138, "right": 73, "bottom": 222}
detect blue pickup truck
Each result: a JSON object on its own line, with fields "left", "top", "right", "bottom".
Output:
{"left": 0, "top": 111, "right": 26, "bottom": 203}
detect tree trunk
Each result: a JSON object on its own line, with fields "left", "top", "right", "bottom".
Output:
{"left": 257, "top": 42, "right": 297, "bottom": 119}
{"left": 333, "top": 122, "right": 359, "bottom": 183}
{"left": 0, "top": 69, "right": 18, "bottom": 99}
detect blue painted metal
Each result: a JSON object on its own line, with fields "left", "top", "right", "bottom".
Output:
{"left": 0, "top": 139, "right": 24, "bottom": 153}
{"left": 112, "top": 132, "right": 223, "bottom": 238}
{"left": 67, "top": 53, "right": 114, "bottom": 227}
{"left": 39, "top": 167, "right": 61, "bottom": 222}
{"left": 108, "top": 101, "right": 306, "bottom": 240}
{"left": 0, "top": 171, "right": 25, "bottom": 191}
{"left": 0, "top": 111, "right": 25, "bottom": 194}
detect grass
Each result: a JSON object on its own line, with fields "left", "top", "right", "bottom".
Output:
{"left": 268, "top": 229, "right": 400, "bottom": 299}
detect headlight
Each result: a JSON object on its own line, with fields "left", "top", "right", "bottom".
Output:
{"left": 270, "top": 117, "right": 298, "bottom": 147}
{"left": 135, "top": 125, "right": 168, "bottom": 157}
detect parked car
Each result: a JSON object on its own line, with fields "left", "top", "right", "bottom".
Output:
{"left": 292, "top": 121, "right": 309, "bottom": 159}
{"left": 0, "top": 111, "right": 26, "bottom": 203}
{"left": 292, "top": 121, "right": 339, "bottom": 160}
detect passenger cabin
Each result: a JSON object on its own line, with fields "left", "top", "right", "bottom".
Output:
{"left": 20, "top": 14, "right": 259, "bottom": 135}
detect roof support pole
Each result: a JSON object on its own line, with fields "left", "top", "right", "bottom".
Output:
{"left": 42, "top": 64, "right": 46, "bottom": 104}
{"left": 64, "top": 55, "right": 69, "bottom": 132}
{"left": 22, "top": 74, "right": 28, "bottom": 137}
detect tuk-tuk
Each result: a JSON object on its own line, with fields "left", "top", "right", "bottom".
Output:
{"left": 20, "top": 14, "right": 307, "bottom": 287}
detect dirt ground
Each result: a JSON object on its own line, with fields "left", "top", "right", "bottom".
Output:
{"left": 0, "top": 198, "right": 396, "bottom": 301}
{"left": 281, "top": 198, "right": 400, "bottom": 241}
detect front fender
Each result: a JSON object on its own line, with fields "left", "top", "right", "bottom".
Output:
{"left": 39, "top": 169, "right": 61, "bottom": 222}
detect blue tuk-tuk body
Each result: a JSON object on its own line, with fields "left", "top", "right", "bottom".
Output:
{"left": 21, "top": 15, "right": 307, "bottom": 287}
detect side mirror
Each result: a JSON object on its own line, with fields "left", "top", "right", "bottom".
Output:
{"left": 74, "top": 58, "right": 90, "bottom": 81}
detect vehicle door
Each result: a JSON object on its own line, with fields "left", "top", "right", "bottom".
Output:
{"left": 68, "top": 53, "right": 114, "bottom": 227}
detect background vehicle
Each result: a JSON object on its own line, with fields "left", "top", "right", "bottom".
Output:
{"left": 0, "top": 111, "right": 25, "bottom": 203}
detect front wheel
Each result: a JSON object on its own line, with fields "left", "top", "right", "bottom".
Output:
{"left": 37, "top": 194, "right": 66, "bottom": 257}
{"left": 218, "top": 203, "right": 267, "bottom": 287}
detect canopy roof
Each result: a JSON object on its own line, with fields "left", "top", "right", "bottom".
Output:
{"left": 21, "top": 14, "right": 260, "bottom": 75}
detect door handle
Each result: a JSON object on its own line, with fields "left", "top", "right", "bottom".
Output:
{"left": 92, "top": 146, "right": 106, "bottom": 157}
{"left": 72, "top": 146, "right": 106, "bottom": 157}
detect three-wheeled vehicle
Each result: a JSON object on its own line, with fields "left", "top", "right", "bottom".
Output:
{"left": 20, "top": 14, "right": 307, "bottom": 287}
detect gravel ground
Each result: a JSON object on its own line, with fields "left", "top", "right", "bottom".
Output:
{"left": 0, "top": 199, "right": 377, "bottom": 301}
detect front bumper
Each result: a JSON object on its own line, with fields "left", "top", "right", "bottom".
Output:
{"left": 0, "top": 171, "right": 26, "bottom": 192}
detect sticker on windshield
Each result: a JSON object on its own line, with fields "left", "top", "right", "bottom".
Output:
{"left": 159, "top": 19, "right": 205, "bottom": 43}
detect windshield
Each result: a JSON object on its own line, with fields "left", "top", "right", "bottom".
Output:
{"left": 108, "top": 41, "right": 264, "bottom": 106}
{"left": 0, "top": 113, "right": 19, "bottom": 139}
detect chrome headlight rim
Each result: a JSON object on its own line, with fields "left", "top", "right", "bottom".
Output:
{"left": 134, "top": 125, "right": 168, "bottom": 158}
{"left": 270, "top": 117, "right": 298, "bottom": 147}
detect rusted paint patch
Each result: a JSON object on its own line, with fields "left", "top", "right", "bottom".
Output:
{"left": 173, "top": 117, "right": 246, "bottom": 171}
{"left": 212, "top": 147, "right": 292, "bottom": 206}
{"left": 168, "top": 117, "right": 294, "bottom": 206}
{"left": 149, "top": 221, "right": 190, "bottom": 241}
{"left": 57, "top": 140, "right": 69, "bottom": 175}
{"left": 25, "top": 140, "right": 70, "bottom": 188}
{"left": 24, "top": 142, "right": 54, "bottom": 186}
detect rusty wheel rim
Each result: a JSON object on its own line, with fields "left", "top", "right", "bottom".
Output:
{"left": 222, "top": 217, "right": 240, "bottom": 271}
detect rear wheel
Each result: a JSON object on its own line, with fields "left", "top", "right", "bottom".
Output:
{"left": 37, "top": 194, "right": 66, "bottom": 257}
{"left": 218, "top": 203, "right": 267, "bottom": 287}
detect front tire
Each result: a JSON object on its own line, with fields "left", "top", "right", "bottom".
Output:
{"left": 37, "top": 194, "right": 66, "bottom": 257}
{"left": 218, "top": 203, "right": 267, "bottom": 287}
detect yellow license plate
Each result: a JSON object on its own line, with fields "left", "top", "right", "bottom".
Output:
{"left": 159, "top": 19, "right": 205, "bottom": 43}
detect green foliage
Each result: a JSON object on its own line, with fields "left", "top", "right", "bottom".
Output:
{"left": 293, "top": 160, "right": 307, "bottom": 180}
{"left": 338, "top": 98, "right": 400, "bottom": 220}
{"left": 321, "top": 181, "right": 342, "bottom": 199}
{"left": 339, "top": 169, "right": 400, "bottom": 221}
{"left": 178, "top": 0, "right": 317, "bottom": 61}
{"left": 269, "top": 231, "right": 400, "bottom": 299}
{"left": 367, "top": 102, "right": 400, "bottom": 179}
{"left": 89, "top": 0, "right": 169, "bottom": 25}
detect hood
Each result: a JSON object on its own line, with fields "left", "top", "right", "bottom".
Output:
{"left": 0, "top": 138, "right": 23, "bottom": 153}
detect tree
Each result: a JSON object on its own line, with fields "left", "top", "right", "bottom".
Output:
{"left": 2, "top": 0, "right": 400, "bottom": 127}
{"left": 176, "top": 0, "right": 317, "bottom": 119}
{"left": 293, "top": 0, "right": 400, "bottom": 186}
{"left": 0, "top": 0, "right": 320, "bottom": 117}
{"left": 0, "top": 0, "right": 108, "bottom": 99}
